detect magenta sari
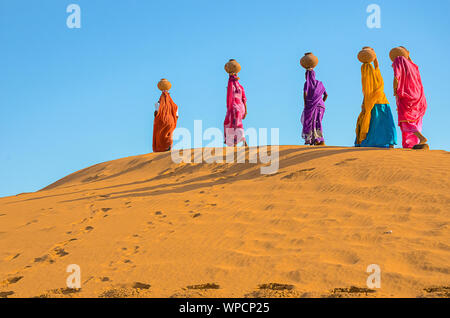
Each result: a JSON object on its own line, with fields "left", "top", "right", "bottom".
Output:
{"left": 224, "top": 75, "right": 246, "bottom": 146}
{"left": 393, "top": 56, "right": 427, "bottom": 148}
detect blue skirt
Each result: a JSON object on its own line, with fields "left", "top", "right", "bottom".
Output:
{"left": 355, "top": 104, "right": 397, "bottom": 148}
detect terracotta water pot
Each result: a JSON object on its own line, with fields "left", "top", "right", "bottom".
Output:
{"left": 389, "top": 47, "right": 409, "bottom": 62}
{"left": 357, "top": 47, "right": 376, "bottom": 63}
{"left": 300, "top": 53, "right": 319, "bottom": 69}
{"left": 157, "top": 79, "right": 172, "bottom": 91}
{"left": 225, "top": 59, "right": 241, "bottom": 74}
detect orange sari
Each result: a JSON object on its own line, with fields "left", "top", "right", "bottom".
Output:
{"left": 152, "top": 92, "right": 178, "bottom": 152}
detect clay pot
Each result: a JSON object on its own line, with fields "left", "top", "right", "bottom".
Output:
{"left": 389, "top": 47, "right": 409, "bottom": 62}
{"left": 300, "top": 53, "right": 319, "bottom": 69}
{"left": 225, "top": 59, "right": 241, "bottom": 74}
{"left": 357, "top": 47, "right": 376, "bottom": 63}
{"left": 157, "top": 79, "right": 172, "bottom": 91}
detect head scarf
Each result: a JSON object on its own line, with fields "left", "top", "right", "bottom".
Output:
{"left": 226, "top": 74, "right": 241, "bottom": 110}
{"left": 393, "top": 56, "right": 427, "bottom": 123}
{"left": 304, "top": 70, "right": 326, "bottom": 109}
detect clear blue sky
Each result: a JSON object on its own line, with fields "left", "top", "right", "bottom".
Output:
{"left": 1, "top": 0, "right": 449, "bottom": 197}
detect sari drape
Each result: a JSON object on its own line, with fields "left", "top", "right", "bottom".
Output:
{"left": 224, "top": 75, "right": 246, "bottom": 146}
{"left": 393, "top": 56, "right": 427, "bottom": 148}
{"left": 301, "top": 70, "right": 327, "bottom": 145}
{"left": 152, "top": 92, "right": 178, "bottom": 152}
{"left": 355, "top": 63, "right": 389, "bottom": 144}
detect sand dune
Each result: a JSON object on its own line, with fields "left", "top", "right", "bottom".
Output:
{"left": 0, "top": 146, "right": 449, "bottom": 298}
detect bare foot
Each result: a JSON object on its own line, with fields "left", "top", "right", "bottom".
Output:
{"left": 316, "top": 141, "right": 326, "bottom": 146}
{"left": 413, "top": 132, "right": 428, "bottom": 145}
{"left": 389, "top": 144, "right": 394, "bottom": 149}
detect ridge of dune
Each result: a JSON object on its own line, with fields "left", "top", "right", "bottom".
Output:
{"left": 0, "top": 146, "right": 449, "bottom": 298}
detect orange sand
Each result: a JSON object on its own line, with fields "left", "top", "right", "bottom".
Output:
{"left": 0, "top": 146, "right": 449, "bottom": 298}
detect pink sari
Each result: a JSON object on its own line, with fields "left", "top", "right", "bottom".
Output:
{"left": 224, "top": 75, "right": 246, "bottom": 146}
{"left": 393, "top": 56, "right": 427, "bottom": 148}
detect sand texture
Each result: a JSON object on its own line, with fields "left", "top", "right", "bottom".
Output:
{"left": 0, "top": 146, "right": 449, "bottom": 298}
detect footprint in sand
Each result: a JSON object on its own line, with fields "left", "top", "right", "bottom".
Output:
{"left": 335, "top": 158, "right": 358, "bottom": 166}
{"left": 4, "top": 253, "right": 21, "bottom": 261}
{"left": 328, "top": 286, "right": 376, "bottom": 298}
{"left": 244, "top": 283, "right": 299, "bottom": 298}
{"left": 6, "top": 276, "right": 23, "bottom": 284}
{"left": 170, "top": 287, "right": 219, "bottom": 298}
{"left": 99, "top": 286, "right": 150, "bottom": 298}
{"left": 154, "top": 211, "right": 167, "bottom": 219}
{"left": 281, "top": 168, "right": 316, "bottom": 180}
{"left": 133, "top": 282, "right": 151, "bottom": 290}
{"left": 423, "top": 286, "right": 450, "bottom": 298}
{"left": 186, "top": 283, "right": 220, "bottom": 290}
{"left": 37, "top": 288, "right": 82, "bottom": 298}
{"left": 34, "top": 255, "right": 51, "bottom": 263}
{"left": 33, "top": 238, "right": 77, "bottom": 266}
{"left": 258, "top": 283, "right": 294, "bottom": 291}
{"left": 0, "top": 291, "right": 14, "bottom": 298}
{"left": 54, "top": 248, "right": 69, "bottom": 257}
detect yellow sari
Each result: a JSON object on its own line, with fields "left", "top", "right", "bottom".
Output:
{"left": 355, "top": 63, "right": 389, "bottom": 144}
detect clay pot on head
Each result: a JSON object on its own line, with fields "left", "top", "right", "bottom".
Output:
{"left": 357, "top": 47, "right": 376, "bottom": 63}
{"left": 389, "top": 47, "right": 409, "bottom": 62}
{"left": 225, "top": 59, "right": 241, "bottom": 74}
{"left": 300, "top": 53, "right": 319, "bottom": 69}
{"left": 157, "top": 79, "right": 172, "bottom": 91}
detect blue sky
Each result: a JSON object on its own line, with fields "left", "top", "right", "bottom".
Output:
{"left": 1, "top": 0, "right": 449, "bottom": 197}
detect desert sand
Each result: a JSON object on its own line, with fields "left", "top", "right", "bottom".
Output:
{"left": 0, "top": 146, "right": 449, "bottom": 298}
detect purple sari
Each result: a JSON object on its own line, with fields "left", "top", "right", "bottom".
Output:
{"left": 301, "top": 70, "right": 327, "bottom": 145}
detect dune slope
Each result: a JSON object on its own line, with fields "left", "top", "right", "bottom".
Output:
{"left": 0, "top": 146, "right": 449, "bottom": 298}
